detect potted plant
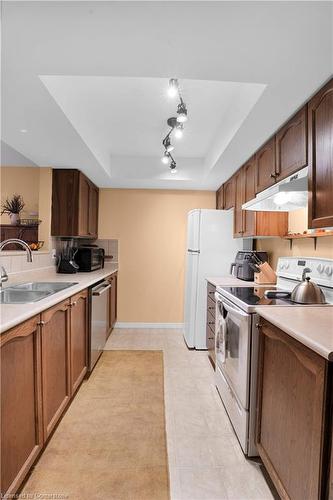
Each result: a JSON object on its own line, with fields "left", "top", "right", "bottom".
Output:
{"left": 1, "top": 194, "right": 25, "bottom": 225}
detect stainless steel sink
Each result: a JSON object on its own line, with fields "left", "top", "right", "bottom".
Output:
{"left": 12, "top": 282, "right": 78, "bottom": 293}
{"left": 0, "top": 289, "right": 52, "bottom": 304}
{"left": 0, "top": 282, "right": 78, "bottom": 304}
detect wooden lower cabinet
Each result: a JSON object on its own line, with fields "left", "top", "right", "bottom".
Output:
{"left": 108, "top": 272, "right": 118, "bottom": 335}
{"left": 256, "top": 319, "right": 329, "bottom": 500}
{"left": 206, "top": 283, "right": 216, "bottom": 366}
{"left": 0, "top": 316, "right": 43, "bottom": 497}
{"left": 41, "top": 299, "right": 71, "bottom": 439}
{"left": 70, "top": 290, "right": 88, "bottom": 393}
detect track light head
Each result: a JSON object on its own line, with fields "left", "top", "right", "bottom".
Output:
{"left": 177, "top": 102, "right": 188, "bottom": 123}
{"left": 174, "top": 124, "right": 184, "bottom": 139}
{"left": 163, "top": 135, "right": 174, "bottom": 153}
{"left": 161, "top": 152, "right": 170, "bottom": 164}
{"left": 168, "top": 78, "right": 179, "bottom": 98}
{"left": 170, "top": 159, "right": 177, "bottom": 173}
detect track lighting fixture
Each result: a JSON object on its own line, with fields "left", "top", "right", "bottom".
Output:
{"left": 168, "top": 78, "right": 179, "bottom": 98}
{"left": 161, "top": 78, "right": 188, "bottom": 171}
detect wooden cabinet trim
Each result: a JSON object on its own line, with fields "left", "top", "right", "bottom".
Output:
{"left": 41, "top": 299, "right": 71, "bottom": 325}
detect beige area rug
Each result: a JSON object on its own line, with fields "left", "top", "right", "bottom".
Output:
{"left": 22, "top": 351, "right": 170, "bottom": 500}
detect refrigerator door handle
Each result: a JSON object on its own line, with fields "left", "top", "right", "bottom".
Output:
{"left": 188, "top": 249, "right": 200, "bottom": 254}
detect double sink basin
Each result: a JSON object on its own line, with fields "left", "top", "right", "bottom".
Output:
{"left": 0, "top": 282, "right": 78, "bottom": 304}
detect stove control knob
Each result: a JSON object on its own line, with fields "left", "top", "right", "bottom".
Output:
{"left": 317, "top": 264, "right": 324, "bottom": 273}
{"left": 325, "top": 265, "right": 333, "bottom": 276}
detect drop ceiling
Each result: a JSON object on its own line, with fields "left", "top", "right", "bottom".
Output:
{"left": 1, "top": 1, "right": 332, "bottom": 189}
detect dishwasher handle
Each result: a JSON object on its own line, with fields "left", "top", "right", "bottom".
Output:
{"left": 92, "top": 282, "right": 111, "bottom": 296}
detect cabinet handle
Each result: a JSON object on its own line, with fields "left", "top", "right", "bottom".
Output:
{"left": 208, "top": 321, "right": 215, "bottom": 325}
{"left": 70, "top": 301, "right": 77, "bottom": 307}
{"left": 208, "top": 306, "right": 214, "bottom": 310}
{"left": 208, "top": 336, "right": 214, "bottom": 340}
{"left": 270, "top": 173, "right": 278, "bottom": 179}
{"left": 256, "top": 323, "right": 262, "bottom": 329}
{"left": 37, "top": 320, "right": 45, "bottom": 326}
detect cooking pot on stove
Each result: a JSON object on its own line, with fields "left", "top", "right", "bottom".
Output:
{"left": 265, "top": 267, "right": 326, "bottom": 304}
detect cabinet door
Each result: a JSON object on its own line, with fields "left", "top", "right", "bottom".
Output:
{"left": 276, "top": 106, "right": 307, "bottom": 181}
{"left": 242, "top": 157, "right": 256, "bottom": 237}
{"left": 1, "top": 316, "right": 43, "bottom": 497}
{"left": 51, "top": 169, "right": 79, "bottom": 237}
{"left": 308, "top": 78, "right": 333, "bottom": 228}
{"left": 70, "top": 290, "right": 88, "bottom": 393}
{"left": 110, "top": 273, "right": 118, "bottom": 330}
{"left": 88, "top": 184, "right": 99, "bottom": 238}
{"left": 216, "top": 185, "right": 224, "bottom": 210}
{"left": 41, "top": 300, "right": 71, "bottom": 439}
{"left": 223, "top": 177, "right": 235, "bottom": 209}
{"left": 78, "top": 173, "right": 90, "bottom": 236}
{"left": 256, "top": 320, "right": 327, "bottom": 500}
{"left": 233, "top": 170, "right": 245, "bottom": 238}
{"left": 255, "top": 138, "right": 276, "bottom": 193}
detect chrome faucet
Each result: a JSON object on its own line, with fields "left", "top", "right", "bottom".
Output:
{"left": 0, "top": 239, "right": 33, "bottom": 289}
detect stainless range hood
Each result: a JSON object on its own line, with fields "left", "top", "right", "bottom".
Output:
{"left": 242, "top": 167, "right": 308, "bottom": 212}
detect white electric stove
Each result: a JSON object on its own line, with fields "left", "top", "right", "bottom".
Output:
{"left": 214, "top": 257, "right": 333, "bottom": 457}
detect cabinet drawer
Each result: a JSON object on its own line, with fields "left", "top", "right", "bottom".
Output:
{"left": 206, "top": 309, "right": 216, "bottom": 330}
{"left": 207, "top": 283, "right": 216, "bottom": 301}
{"left": 207, "top": 295, "right": 216, "bottom": 317}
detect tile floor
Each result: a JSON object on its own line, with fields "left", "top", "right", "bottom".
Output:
{"left": 105, "top": 328, "right": 274, "bottom": 500}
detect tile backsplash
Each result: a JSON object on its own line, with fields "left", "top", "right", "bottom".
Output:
{"left": 0, "top": 251, "right": 55, "bottom": 275}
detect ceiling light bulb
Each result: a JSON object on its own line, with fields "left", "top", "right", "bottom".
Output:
{"left": 174, "top": 126, "right": 184, "bottom": 139}
{"left": 168, "top": 78, "right": 178, "bottom": 98}
{"left": 166, "top": 144, "right": 174, "bottom": 153}
{"left": 177, "top": 102, "right": 188, "bottom": 123}
{"left": 163, "top": 136, "right": 174, "bottom": 153}
{"left": 161, "top": 152, "right": 170, "bottom": 165}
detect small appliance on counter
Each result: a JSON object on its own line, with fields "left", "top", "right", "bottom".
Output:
{"left": 57, "top": 240, "right": 79, "bottom": 274}
{"left": 230, "top": 251, "right": 268, "bottom": 281}
{"left": 75, "top": 245, "right": 105, "bottom": 272}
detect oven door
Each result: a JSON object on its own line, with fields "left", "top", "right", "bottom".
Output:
{"left": 215, "top": 293, "right": 251, "bottom": 409}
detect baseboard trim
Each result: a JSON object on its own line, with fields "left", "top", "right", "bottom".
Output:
{"left": 114, "top": 322, "right": 184, "bottom": 330}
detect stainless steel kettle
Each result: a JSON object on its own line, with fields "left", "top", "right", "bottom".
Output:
{"left": 290, "top": 268, "right": 326, "bottom": 304}
{"left": 264, "top": 268, "right": 326, "bottom": 304}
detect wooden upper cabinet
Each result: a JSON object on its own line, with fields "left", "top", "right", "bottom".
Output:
{"left": 223, "top": 177, "right": 235, "bottom": 209}
{"left": 233, "top": 169, "right": 245, "bottom": 237}
{"left": 70, "top": 290, "right": 88, "bottom": 394}
{"left": 255, "top": 137, "right": 276, "bottom": 193}
{"left": 256, "top": 319, "right": 327, "bottom": 500}
{"left": 41, "top": 300, "right": 71, "bottom": 439}
{"left": 275, "top": 106, "right": 307, "bottom": 181}
{"left": 1, "top": 316, "right": 43, "bottom": 498}
{"left": 51, "top": 169, "right": 99, "bottom": 238}
{"left": 243, "top": 156, "right": 256, "bottom": 202}
{"left": 216, "top": 185, "right": 224, "bottom": 210}
{"left": 308, "top": 78, "right": 333, "bottom": 229}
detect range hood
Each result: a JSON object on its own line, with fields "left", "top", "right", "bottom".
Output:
{"left": 242, "top": 167, "right": 308, "bottom": 212}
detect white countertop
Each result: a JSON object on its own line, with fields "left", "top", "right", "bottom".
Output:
{"left": 256, "top": 306, "right": 333, "bottom": 361}
{"left": 0, "top": 263, "right": 118, "bottom": 334}
{"left": 206, "top": 275, "right": 256, "bottom": 287}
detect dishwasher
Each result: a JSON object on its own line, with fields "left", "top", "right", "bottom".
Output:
{"left": 89, "top": 279, "right": 111, "bottom": 371}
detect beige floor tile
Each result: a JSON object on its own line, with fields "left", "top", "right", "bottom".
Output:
{"left": 178, "top": 467, "right": 229, "bottom": 500}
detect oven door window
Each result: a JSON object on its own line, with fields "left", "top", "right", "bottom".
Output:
{"left": 216, "top": 299, "right": 251, "bottom": 409}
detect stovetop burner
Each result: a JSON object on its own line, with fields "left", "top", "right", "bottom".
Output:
{"left": 221, "top": 286, "right": 294, "bottom": 306}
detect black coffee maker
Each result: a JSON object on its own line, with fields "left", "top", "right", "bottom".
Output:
{"left": 230, "top": 251, "right": 268, "bottom": 281}
{"left": 57, "top": 240, "right": 79, "bottom": 274}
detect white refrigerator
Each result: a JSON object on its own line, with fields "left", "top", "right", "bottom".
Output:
{"left": 184, "top": 209, "right": 243, "bottom": 349}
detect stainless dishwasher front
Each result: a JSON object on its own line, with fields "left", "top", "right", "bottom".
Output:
{"left": 89, "top": 280, "right": 111, "bottom": 371}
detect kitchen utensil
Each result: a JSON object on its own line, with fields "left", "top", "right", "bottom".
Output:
{"left": 265, "top": 268, "right": 326, "bottom": 304}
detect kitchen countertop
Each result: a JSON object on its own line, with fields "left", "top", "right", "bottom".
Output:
{"left": 256, "top": 306, "right": 333, "bottom": 361}
{"left": 0, "top": 263, "right": 118, "bottom": 334}
{"left": 206, "top": 276, "right": 256, "bottom": 287}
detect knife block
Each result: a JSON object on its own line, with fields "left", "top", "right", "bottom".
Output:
{"left": 254, "top": 262, "right": 277, "bottom": 285}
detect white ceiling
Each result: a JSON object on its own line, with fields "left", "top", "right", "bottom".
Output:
{"left": 2, "top": 1, "right": 333, "bottom": 189}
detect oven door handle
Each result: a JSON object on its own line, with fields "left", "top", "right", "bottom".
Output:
{"left": 219, "top": 300, "right": 249, "bottom": 319}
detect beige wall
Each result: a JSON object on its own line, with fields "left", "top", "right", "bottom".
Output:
{"left": 0, "top": 166, "right": 52, "bottom": 250}
{"left": 0, "top": 166, "right": 40, "bottom": 223}
{"left": 257, "top": 207, "right": 333, "bottom": 269}
{"left": 98, "top": 189, "right": 215, "bottom": 323}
